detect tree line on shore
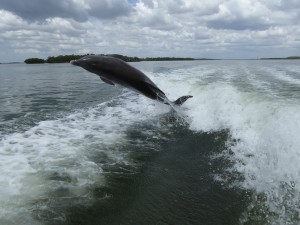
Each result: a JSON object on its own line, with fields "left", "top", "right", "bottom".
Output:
{"left": 24, "top": 54, "right": 197, "bottom": 64}
{"left": 24, "top": 54, "right": 300, "bottom": 64}
{"left": 24, "top": 54, "right": 87, "bottom": 64}
{"left": 260, "top": 56, "right": 300, "bottom": 60}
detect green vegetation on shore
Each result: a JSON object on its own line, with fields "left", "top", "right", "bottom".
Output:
{"left": 24, "top": 58, "right": 46, "bottom": 64}
{"left": 118, "top": 55, "right": 196, "bottom": 62}
{"left": 23, "top": 54, "right": 300, "bottom": 64}
{"left": 260, "top": 56, "right": 300, "bottom": 60}
{"left": 46, "top": 54, "right": 86, "bottom": 63}
{"left": 24, "top": 55, "right": 86, "bottom": 64}
{"left": 24, "top": 54, "right": 199, "bottom": 64}
{"left": 286, "top": 56, "right": 300, "bottom": 59}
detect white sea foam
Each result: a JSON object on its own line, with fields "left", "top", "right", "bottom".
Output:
{"left": 264, "top": 66, "right": 300, "bottom": 85}
{"left": 161, "top": 64, "right": 300, "bottom": 224}
{"left": 141, "top": 61, "right": 300, "bottom": 223}
{"left": 1, "top": 61, "right": 300, "bottom": 224}
{"left": 0, "top": 91, "right": 170, "bottom": 224}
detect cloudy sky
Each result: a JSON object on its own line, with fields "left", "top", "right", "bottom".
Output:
{"left": 0, "top": 0, "right": 299, "bottom": 62}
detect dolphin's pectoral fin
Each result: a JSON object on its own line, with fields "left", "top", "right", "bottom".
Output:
{"left": 100, "top": 77, "right": 115, "bottom": 85}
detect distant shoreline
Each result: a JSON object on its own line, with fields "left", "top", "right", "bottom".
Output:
{"left": 23, "top": 54, "right": 205, "bottom": 64}
{"left": 0, "top": 62, "right": 24, "bottom": 65}
{"left": 22, "top": 54, "right": 300, "bottom": 64}
{"left": 260, "top": 56, "right": 300, "bottom": 60}
{"left": 1, "top": 55, "right": 299, "bottom": 64}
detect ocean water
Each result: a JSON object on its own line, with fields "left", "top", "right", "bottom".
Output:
{"left": 0, "top": 60, "right": 300, "bottom": 225}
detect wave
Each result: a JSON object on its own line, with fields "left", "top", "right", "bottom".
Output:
{"left": 0, "top": 90, "right": 172, "bottom": 224}
{"left": 159, "top": 64, "right": 300, "bottom": 224}
{"left": 1, "top": 61, "right": 300, "bottom": 224}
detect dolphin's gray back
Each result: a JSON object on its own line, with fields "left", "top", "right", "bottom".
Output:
{"left": 88, "top": 56, "right": 166, "bottom": 100}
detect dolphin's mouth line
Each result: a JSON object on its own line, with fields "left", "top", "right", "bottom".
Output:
{"left": 70, "top": 60, "right": 77, "bottom": 65}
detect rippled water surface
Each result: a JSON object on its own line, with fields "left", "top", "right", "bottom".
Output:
{"left": 1, "top": 60, "right": 300, "bottom": 225}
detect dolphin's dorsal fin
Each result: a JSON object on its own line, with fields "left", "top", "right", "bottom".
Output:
{"left": 100, "top": 77, "right": 115, "bottom": 85}
{"left": 107, "top": 54, "right": 126, "bottom": 61}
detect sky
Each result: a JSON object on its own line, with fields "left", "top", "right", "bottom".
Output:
{"left": 0, "top": 0, "right": 299, "bottom": 62}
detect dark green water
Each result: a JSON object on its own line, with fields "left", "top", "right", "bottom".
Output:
{"left": 1, "top": 60, "right": 300, "bottom": 224}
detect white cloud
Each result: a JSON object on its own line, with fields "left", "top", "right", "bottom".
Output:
{"left": 0, "top": 0, "right": 299, "bottom": 62}
{"left": 0, "top": 10, "right": 26, "bottom": 29}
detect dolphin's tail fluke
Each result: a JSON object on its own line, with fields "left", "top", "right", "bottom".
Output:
{"left": 172, "top": 95, "right": 193, "bottom": 106}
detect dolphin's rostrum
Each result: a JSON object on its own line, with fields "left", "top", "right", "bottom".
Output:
{"left": 70, "top": 55, "right": 192, "bottom": 106}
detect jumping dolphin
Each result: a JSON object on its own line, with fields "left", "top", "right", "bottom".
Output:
{"left": 70, "top": 55, "right": 192, "bottom": 106}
